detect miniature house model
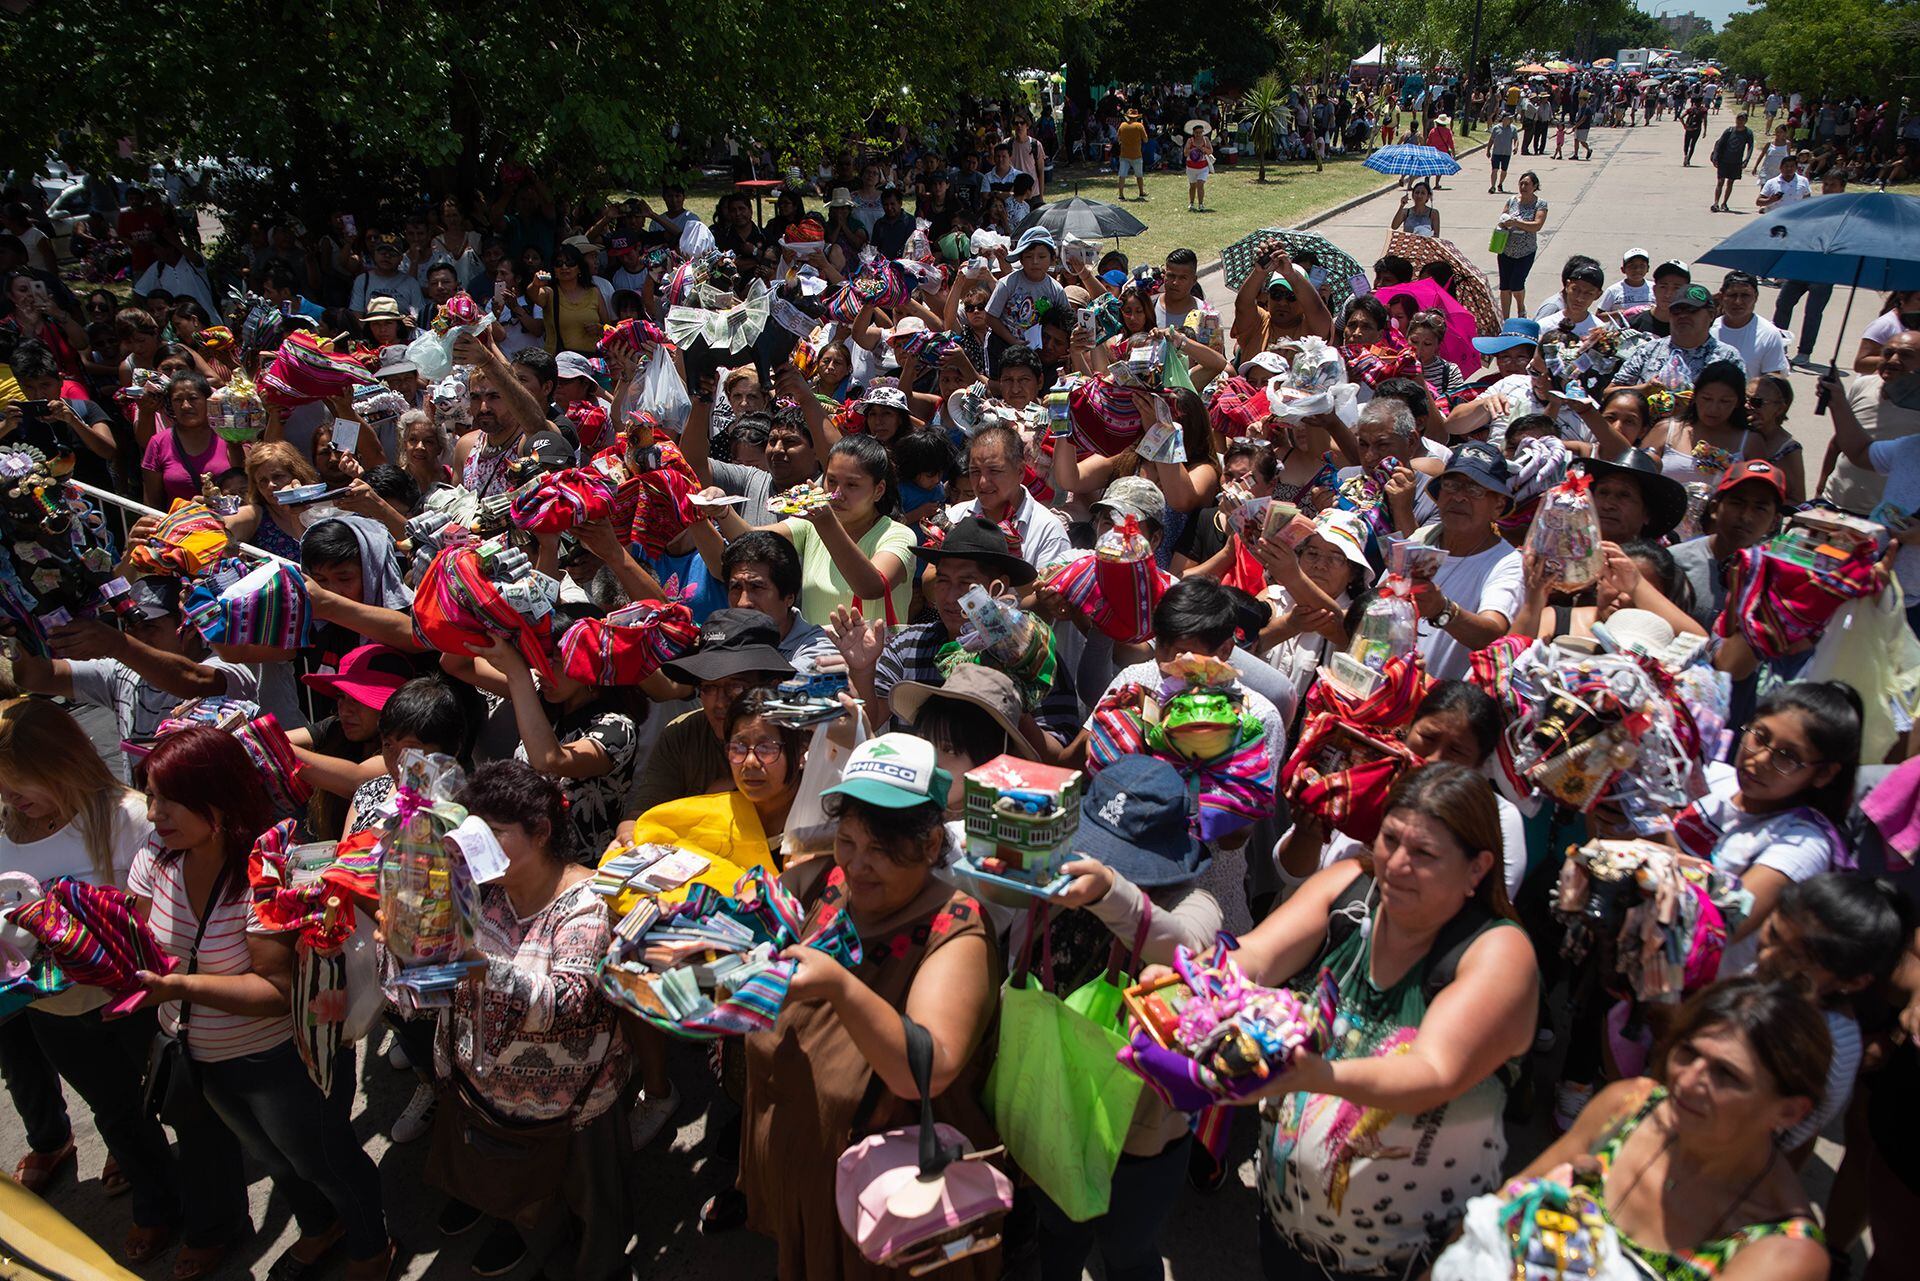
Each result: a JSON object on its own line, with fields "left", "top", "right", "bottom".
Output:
{"left": 963, "top": 755, "right": 1085, "bottom": 884}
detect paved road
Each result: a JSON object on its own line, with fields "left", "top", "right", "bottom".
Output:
{"left": 1206, "top": 115, "right": 1887, "bottom": 474}
{"left": 5, "top": 118, "right": 1866, "bottom": 1279}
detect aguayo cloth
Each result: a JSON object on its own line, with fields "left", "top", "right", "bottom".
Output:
{"left": 184, "top": 559, "right": 312, "bottom": 649}
{"left": 412, "top": 544, "right": 560, "bottom": 681}
{"left": 598, "top": 865, "right": 862, "bottom": 1039}
{"left": 1714, "top": 546, "right": 1882, "bottom": 661}
{"left": 1206, "top": 375, "right": 1270, "bottom": 439}
{"left": 1089, "top": 689, "right": 1279, "bottom": 843}
{"left": 125, "top": 499, "right": 229, "bottom": 577}
{"left": 824, "top": 258, "right": 912, "bottom": 323}
{"left": 122, "top": 696, "right": 313, "bottom": 819}
{"left": 558, "top": 601, "right": 700, "bottom": 687}
{"left": 625, "top": 442, "right": 701, "bottom": 557}
{"left": 6, "top": 877, "right": 178, "bottom": 1018}
{"left": 1068, "top": 377, "right": 1156, "bottom": 457}
{"left": 1281, "top": 716, "right": 1421, "bottom": 845}
{"left": 508, "top": 468, "right": 616, "bottom": 536}
{"left": 257, "top": 330, "right": 379, "bottom": 409}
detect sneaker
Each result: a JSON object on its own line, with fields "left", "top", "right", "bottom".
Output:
{"left": 470, "top": 1220, "right": 527, "bottom": 1278}
{"left": 1553, "top": 1080, "right": 1594, "bottom": 1132}
{"left": 628, "top": 1082, "right": 681, "bottom": 1151}
{"left": 390, "top": 1082, "right": 437, "bottom": 1144}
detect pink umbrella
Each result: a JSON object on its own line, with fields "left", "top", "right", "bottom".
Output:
{"left": 1373, "top": 278, "right": 1481, "bottom": 371}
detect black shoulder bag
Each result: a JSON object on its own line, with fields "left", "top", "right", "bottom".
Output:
{"left": 141, "top": 862, "right": 231, "bottom": 1128}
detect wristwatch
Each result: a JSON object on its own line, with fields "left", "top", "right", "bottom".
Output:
{"left": 1432, "top": 599, "right": 1457, "bottom": 629}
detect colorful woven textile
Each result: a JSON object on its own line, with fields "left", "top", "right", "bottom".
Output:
{"left": 1067, "top": 376, "right": 1153, "bottom": 457}
{"left": 824, "top": 258, "right": 912, "bottom": 323}
{"left": 248, "top": 820, "right": 356, "bottom": 952}
{"left": 508, "top": 467, "right": 616, "bottom": 536}
{"left": 1715, "top": 546, "right": 1883, "bottom": 661}
{"left": 1300, "top": 654, "right": 1428, "bottom": 732}
{"left": 1088, "top": 688, "right": 1279, "bottom": 842}
{"left": 1281, "top": 716, "right": 1422, "bottom": 844}
{"left": 1046, "top": 546, "right": 1174, "bottom": 646}
{"left": 627, "top": 442, "right": 701, "bottom": 558}
{"left": 411, "top": 544, "right": 559, "bottom": 680}
{"left": 558, "top": 601, "right": 700, "bottom": 686}
{"left": 564, "top": 400, "right": 614, "bottom": 455}
{"left": 7, "top": 877, "right": 178, "bottom": 1018}
{"left": 0, "top": 955, "right": 69, "bottom": 1021}
{"left": 1206, "top": 375, "right": 1270, "bottom": 439}
{"left": 257, "top": 331, "right": 379, "bottom": 409}
{"left": 125, "top": 499, "right": 229, "bottom": 577}
{"left": 183, "top": 558, "right": 312, "bottom": 649}
{"left": 599, "top": 318, "right": 670, "bottom": 357}
{"left": 598, "top": 865, "right": 862, "bottom": 1039}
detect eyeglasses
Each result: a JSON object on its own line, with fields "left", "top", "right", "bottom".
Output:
{"left": 699, "top": 681, "right": 751, "bottom": 704}
{"left": 1745, "top": 396, "right": 1778, "bottom": 409}
{"left": 1740, "top": 723, "right": 1822, "bottom": 776}
{"left": 726, "top": 740, "right": 786, "bottom": 764}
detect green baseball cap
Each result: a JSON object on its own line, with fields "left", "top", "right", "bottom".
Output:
{"left": 1669, "top": 284, "right": 1715, "bottom": 311}
{"left": 821, "top": 733, "right": 953, "bottom": 810}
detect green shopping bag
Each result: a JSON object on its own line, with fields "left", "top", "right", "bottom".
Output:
{"left": 983, "top": 904, "right": 1150, "bottom": 1222}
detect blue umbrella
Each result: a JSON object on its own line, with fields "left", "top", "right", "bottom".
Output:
{"left": 1363, "top": 145, "right": 1462, "bottom": 177}
{"left": 1698, "top": 190, "right": 1920, "bottom": 393}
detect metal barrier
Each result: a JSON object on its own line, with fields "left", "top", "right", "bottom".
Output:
{"left": 66, "top": 480, "right": 296, "bottom": 567}
{"left": 64, "top": 480, "right": 322, "bottom": 723}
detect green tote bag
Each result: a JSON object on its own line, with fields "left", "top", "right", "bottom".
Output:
{"left": 983, "top": 903, "right": 1150, "bottom": 1221}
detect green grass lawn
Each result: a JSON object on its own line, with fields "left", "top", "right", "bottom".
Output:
{"left": 690, "top": 154, "right": 1394, "bottom": 272}
{"left": 1026, "top": 155, "right": 1392, "bottom": 268}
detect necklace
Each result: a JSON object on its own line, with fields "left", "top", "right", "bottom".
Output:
{"left": 1611, "top": 1109, "right": 1780, "bottom": 1243}
{"left": 4, "top": 811, "right": 62, "bottom": 842}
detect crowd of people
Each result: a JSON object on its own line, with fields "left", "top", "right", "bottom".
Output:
{"left": 4, "top": 73, "right": 1920, "bottom": 1281}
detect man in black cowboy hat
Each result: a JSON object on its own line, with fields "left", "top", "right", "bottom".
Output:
{"left": 626, "top": 608, "right": 795, "bottom": 817}
{"left": 1579, "top": 449, "right": 1690, "bottom": 543}
{"left": 828, "top": 516, "right": 1080, "bottom": 749}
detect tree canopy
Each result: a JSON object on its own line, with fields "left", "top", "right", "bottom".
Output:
{"left": 1, "top": 0, "right": 1056, "bottom": 215}
{"left": 1709, "top": 0, "right": 1916, "bottom": 101}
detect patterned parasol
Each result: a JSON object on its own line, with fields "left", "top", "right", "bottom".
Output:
{"left": 1220, "top": 228, "right": 1365, "bottom": 306}
{"left": 1384, "top": 231, "right": 1502, "bottom": 338}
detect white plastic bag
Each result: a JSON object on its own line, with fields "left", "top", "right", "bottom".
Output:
{"left": 1801, "top": 577, "right": 1920, "bottom": 763}
{"left": 339, "top": 908, "right": 382, "bottom": 1041}
{"left": 631, "top": 348, "right": 692, "bottom": 436}
{"left": 1433, "top": 1190, "right": 1641, "bottom": 1281}
{"left": 405, "top": 313, "right": 495, "bottom": 383}
{"left": 781, "top": 713, "right": 868, "bottom": 864}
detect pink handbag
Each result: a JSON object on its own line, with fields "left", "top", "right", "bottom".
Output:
{"left": 834, "top": 1016, "right": 1011, "bottom": 1274}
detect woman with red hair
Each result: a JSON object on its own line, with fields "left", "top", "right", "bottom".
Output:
{"left": 130, "top": 727, "right": 392, "bottom": 1281}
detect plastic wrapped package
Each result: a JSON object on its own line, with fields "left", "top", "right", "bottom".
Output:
{"left": 375, "top": 751, "right": 481, "bottom": 1002}
{"left": 1525, "top": 472, "right": 1604, "bottom": 591}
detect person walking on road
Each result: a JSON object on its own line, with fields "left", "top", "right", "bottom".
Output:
{"left": 1710, "top": 113, "right": 1757, "bottom": 212}
{"left": 1681, "top": 98, "right": 1708, "bottom": 166}
{"left": 1493, "top": 172, "right": 1549, "bottom": 319}
{"left": 1487, "top": 114, "right": 1518, "bottom": 193}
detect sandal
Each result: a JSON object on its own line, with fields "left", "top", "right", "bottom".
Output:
{"left": 12, "top": 1137, "right": 75, "bottom": 1194}
{"left": 171, "top": 1243, "right": 230, "bottom": 1281}
{"left": 123, "top": 1223, "right": 176, "bottom": 1264}
{"left": 101, "top": 1156, "right": 129, "bottom": 1197}
{"left": 698, "top": 1187, "right": 748, "bottom": 1235}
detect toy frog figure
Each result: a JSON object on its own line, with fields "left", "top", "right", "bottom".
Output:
{"left": 1152, "top": 688, "right": 1243, "bottom": 761}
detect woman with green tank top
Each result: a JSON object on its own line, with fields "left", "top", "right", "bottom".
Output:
{"left": 1185, "top": 763, "right": 1541, "bottom": 1278}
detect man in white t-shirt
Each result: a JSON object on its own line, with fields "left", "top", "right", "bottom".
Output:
{"left": 1711, "top": 270, "right": 1791, "bottom": 375}
{"left": 1756, "top": 152, "right": 1812, "bottom": 211}
{"left": 1409, "top": 441, "right": 1524, "bottom": 680}
{"left": 606, "top": 231, "right": 650, "bottom": 294}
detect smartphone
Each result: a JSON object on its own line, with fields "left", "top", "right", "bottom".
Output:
{"left": 341, "top": 213, "right": 357, "bottom": 239}
{"left": 276, "top": 483, "right": 352, "bottom": 506}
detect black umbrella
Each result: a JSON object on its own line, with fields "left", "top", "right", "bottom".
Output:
{"left": 1012, "top": 196, "right": 1147, "bottom": 242}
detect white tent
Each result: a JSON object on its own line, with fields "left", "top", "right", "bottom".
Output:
{"left": 1353, "top": 43, "right": 1386, "bottom": 68}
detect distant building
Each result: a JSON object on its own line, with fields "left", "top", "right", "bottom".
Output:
{"left": 1659, "top": 12, "right": 1713, "bottom": 45}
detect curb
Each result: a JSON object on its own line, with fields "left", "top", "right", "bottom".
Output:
{"left": 1196, "top": 140, "right": 1492, "bottom": 286}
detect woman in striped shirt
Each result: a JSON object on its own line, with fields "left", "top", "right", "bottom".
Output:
{"left": 130, "top": 728, "right": 392, "bottom": 1281}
